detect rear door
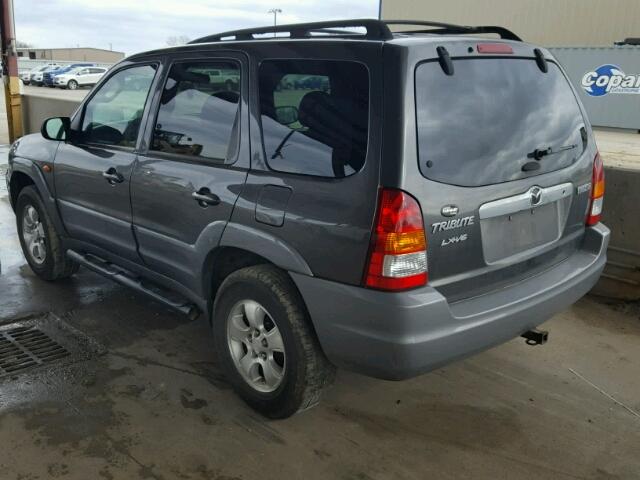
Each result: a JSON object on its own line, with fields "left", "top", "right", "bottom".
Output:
{"left": 76, "top": 68, "right": 90, "bottom": 86}
{"left": 88, "top": 68, "right": 106, "bottom": 85}
{"left": 130, "top": 52, "right": 249, "bottom": 293}
{"left": 402, "top": 47, "right": 595, "bottom": 301}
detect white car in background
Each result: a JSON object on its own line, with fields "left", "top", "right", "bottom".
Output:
{"left": 54, "top": 66, "right": 108, "bottom": 90}
{"left": 20, "top": 64, "right": 59, "bottom": 85}
{"left": 31, "top": 65, "right": 62, "bottom": 86}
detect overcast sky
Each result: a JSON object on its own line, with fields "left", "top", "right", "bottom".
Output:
{"left": 15, "top": 0, "right": 379, "bottom": 56}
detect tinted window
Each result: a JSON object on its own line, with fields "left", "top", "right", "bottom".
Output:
{"left": 415, "top": 59, "right": 586, "bottom": 187}
{"left": 259, "top": 60, "right": 369, "bottom": 178}
{"left": 80, "top": 64, "right": 156, "bottom": 148}
{"left": 151, "top": 61, "right": 240, "bottom": 163}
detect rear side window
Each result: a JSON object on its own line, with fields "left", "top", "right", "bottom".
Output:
{"left": 258, "top": 59, "right": 369, "bottom": 178}
{"left": 151, "top": 60, "right": 241, "bottom": 163}
{"left": 415, "top": 58, "right": 586, "bottom": 187}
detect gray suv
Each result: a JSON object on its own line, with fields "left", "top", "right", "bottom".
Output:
{"left": 6, "top": 19, "right": 609, "bottom": 418}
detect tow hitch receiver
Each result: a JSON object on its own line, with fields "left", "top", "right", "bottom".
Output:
{"left": 521, "top": 328, "right": 549, "bottom": 346}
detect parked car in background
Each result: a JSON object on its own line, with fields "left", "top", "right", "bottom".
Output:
{"left": 54, "top": 66, "right": 108, "bottom": 89}
{"left": 208, "top": 68, "right": 240, "bottom": 91}
{"left": 23, "top": 64, "right": 60, "bottom": 86}
{"left": 6, "top": 19, "right": 609, "bottom": 419}
{"left": 42, "top": 63, "right": 94, "bottom": 87}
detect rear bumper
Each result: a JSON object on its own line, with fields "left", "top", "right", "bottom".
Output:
{"left": 292, "top": 224, "right": 609, "bottom": 380}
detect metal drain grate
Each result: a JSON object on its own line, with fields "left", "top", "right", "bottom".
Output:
{"left": 0, "top": 326, "right": 70, "bottom": 376}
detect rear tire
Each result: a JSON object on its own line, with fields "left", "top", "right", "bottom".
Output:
{"left": 213, "top": 265, "right": 335, "bottom": 418}
{"left": 16, "top": 186, "right": 78, "bottom": 281}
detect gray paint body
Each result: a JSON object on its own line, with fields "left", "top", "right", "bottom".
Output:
{"left": 6, "top": 34, "right": 609, "bottom": 380}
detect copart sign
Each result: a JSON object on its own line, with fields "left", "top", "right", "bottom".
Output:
{"left": 581, "top": 64, "right": 640, "bottom": 97}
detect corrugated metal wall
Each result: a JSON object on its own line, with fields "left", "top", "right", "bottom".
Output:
{"left": 381, "top": 0, "right": 640, "bottom": 47}
{"left": 550, "top": 47, "right": 640, "bottom": 130}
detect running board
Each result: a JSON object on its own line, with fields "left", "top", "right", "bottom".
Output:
{"left": 66, "top": 250, "right": 200, "bottom": 320}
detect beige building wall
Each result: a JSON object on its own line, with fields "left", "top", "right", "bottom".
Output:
{"left": 17, "top": 48, "right": 124, "bottom": 63}
{"left": 381, "top": 0, "right": 640, "bottom": 46}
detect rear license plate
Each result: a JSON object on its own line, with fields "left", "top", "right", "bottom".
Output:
{"left": 480, "top": 203, "right": 560, "bottom": 263}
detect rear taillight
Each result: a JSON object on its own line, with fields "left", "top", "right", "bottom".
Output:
{"left": 586, "top": 152, "right": 605, "bottom": 226}
{"left": 364, "top": 188, "right": 428, "bottom": 291}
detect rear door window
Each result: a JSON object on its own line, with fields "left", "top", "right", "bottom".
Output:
{"left": 415, "top": 58, "right": 586, "bottom": 187}
{"left": 151, "top": 60, "right": 241, "bottom": 163}
{"left": 258, "top": 59, "right": 369, "bottom": 178}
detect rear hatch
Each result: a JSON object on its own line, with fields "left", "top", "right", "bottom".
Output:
{"left": 411, "top": 47, "right": 594, "bottom": 302}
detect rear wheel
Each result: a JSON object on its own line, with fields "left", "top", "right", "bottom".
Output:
{"left": 67, "top": 80, "right": 78, "bottom": 90}
{"left": 16, "top": 186, "right": 78, "bottom": 281}
{"left": 213, "top": 265, "right": 334, "bottom": 418}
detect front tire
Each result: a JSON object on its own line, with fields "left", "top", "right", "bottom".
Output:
{"left": 213, "top": 265, "right": 334, "bottom": 418}
{"left": 16, "top": 186, "right": 78, "bottom": 281}
{"left": 67, "top": 80, "right": 78, "bottom": 90}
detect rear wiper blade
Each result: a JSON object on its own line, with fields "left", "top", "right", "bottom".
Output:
{"left": 527, "top": 143, "right": 578, "bottom": 161}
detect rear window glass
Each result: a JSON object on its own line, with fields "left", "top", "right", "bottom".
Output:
{"left": 415, "top": 58, "right": 586, "bottom": 187}
{"left": 258, "top": 59, "right": 369, "bottom": 178}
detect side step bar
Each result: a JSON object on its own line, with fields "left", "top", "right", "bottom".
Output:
{"left": 67, "top": 250, "right": 200, "bottom": 320}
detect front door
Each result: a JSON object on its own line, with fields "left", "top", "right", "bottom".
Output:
{"left": 130, "top": 54, "right": 248, "bottom": 293}
{"left": 54, "top": 63, "right": 160, "bottom": 261}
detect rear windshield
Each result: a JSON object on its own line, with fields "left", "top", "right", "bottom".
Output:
{"left": 415, "top": 58, "right": 586, "bottom": 187}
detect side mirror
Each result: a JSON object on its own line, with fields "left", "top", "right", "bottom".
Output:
{"left": 275, "top": 106, "right": 299, "bottom": 125}
{"left": 41, "top": 117, "right": 70, "bottom": 141}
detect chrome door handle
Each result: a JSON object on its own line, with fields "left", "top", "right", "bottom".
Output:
{"left": 192, "top": 188, "right": 220, "bottom": 207}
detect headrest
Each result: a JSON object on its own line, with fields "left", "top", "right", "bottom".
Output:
{"left": 297, "top": 91, "right": 336, "bottom": 130}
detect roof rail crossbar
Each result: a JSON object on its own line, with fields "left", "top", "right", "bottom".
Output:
{"left": 383, "top": 20, "right": 522, "bottom": 41}
{"left": 189, "top": 19, "right": 393, "bottom": 44}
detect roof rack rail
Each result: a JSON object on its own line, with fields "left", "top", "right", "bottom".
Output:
{"left": 189, "top": 19, "right": 393, "bottom": 44}
{"left": 188, "top": 18, "right": 521, "bottom": 45}
{"left": 383, "top": 20, "right": 522, "bottom": 41}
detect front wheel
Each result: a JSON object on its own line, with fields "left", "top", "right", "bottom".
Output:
{"left": 16, "top": 186, "right": 78, "bottom": 281}
{"left": 67, "top": 80, "right": 78, "bottom": 90}
{"left": 213, "top": 265, "right": 334, "bottom": 418}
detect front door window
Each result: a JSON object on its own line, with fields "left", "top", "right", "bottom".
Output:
{"left": 80, "top": 65, "right": 157, "bottom": 148}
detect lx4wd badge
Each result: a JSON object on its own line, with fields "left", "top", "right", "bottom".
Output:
{"left": 441, "top": 233, "right": 468, "bottom": 247}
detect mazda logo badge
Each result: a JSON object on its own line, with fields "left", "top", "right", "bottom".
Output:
{"left": 530, "top": 186, "right": 543, "bottom": 206}
{"left": 441, "top": 205, "right": 459, "bottom": 217}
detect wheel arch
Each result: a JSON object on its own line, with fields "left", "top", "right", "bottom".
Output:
{"left": 202, "top": 224, "right": 314, "bottom": 324}
{"left": 9, "top": 170, "right": 35, "bottom": 210}
{"left": 9, "top": 158, "right": 67, "bottom": 235}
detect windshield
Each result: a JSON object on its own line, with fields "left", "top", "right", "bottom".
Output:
{"left": 415, "top": 58, "right": 586, "bottom": 187}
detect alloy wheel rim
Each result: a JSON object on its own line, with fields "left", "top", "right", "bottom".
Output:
{"left": 22, "top": 205, "right": 47, "bottom": 265}
{"left": 227, "top": 299, "right": 286, "bottom": 393}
